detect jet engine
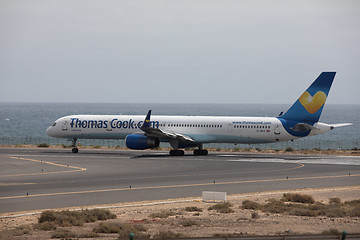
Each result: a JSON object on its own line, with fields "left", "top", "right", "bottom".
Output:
{"left": 125, "top": 134, "right": 160, "bottom": 150}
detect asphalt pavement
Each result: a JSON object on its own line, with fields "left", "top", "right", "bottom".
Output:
{"left": 1, "top": 148, "right": 359, "bottom": 213}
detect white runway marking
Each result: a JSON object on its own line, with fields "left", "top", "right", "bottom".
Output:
{"left": 227, "top": 156, "right": 360, "bottom": 165}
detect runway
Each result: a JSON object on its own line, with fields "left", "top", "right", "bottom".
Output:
{"left": 1, "top": 148, "right": 360, "bottom": 213}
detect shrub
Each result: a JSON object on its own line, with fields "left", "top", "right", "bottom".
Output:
{"left": 242, "top": 200, "right": 262, "bottom": 210}
{"left": 240, "top": 196, "right": 360, "bottom": 218}
{"left": 93, "top": 222, "right": 148, "bottom": 239}
{"left": 37, "top": 143, "right": 50, "bottom": 148}
{"left": 349, "top": 205, "right": 360, "bottom": 217}
{"left": 12, "top": 225, "right": 33, "bottom": 235}
{"left": 251, "top": 212, "right": 259, "bottom": 219}
{"left": 88, "top": 208, "right": 117, "bottom": 221}
{"left": 282, "top": 193, "right": 315, "bottom": 204}
{"left": 325, "top": 206, "right": 346, "bottom": 218}
{"left": 344, "top": 199, "right": 360, "bottom": 206}
{"left": 179, "top": 219, "right": 199, "bottom": 227}
{"left": 149, "top": 210, "right": 176, "bottom": 218}
{"left": 38, "top": 209, "right": 116, "bottom": 227}
{"left": 184, "top": 206, "right": 203, "bottom": 212}
{"left": 34, "top": 221, "right": 57, "bottom": 231}
{"left": 329, "top": 197, "right": 341, "bottom": 204}
{"left": 289, "top": 208, "right": 319, "bottom": 217}
{"left": 208, "top": 202, "right": 234, "bottom": 213}
{"left": 264, "top": 199, "right": 290, "bottom": 213}
{"left": 285, "top": 147, "right": 293, "bottom": 152}
{"left": 93, "top": 222, "right": 123, "bottom": 233}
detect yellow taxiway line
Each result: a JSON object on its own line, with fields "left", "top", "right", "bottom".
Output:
{"left": 0, "top": 156, "right": 86, "bottom": 178}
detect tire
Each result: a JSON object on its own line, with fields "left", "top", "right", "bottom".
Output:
{"left": 193, "top": 149, "right": 208, "bottom": 156}
{"left": 170, "top": 150, "right": 184, "bottom": 156}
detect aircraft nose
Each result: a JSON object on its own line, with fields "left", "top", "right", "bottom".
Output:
{"left": 46, "top": 126, "right": 54, "bottom": 137}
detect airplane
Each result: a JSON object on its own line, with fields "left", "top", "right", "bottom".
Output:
{"left": 46, "top": 72, "right": 351, "bottom": 156}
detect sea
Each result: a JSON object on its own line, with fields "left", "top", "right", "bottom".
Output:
{"left": 0, "top": 102, "right": 359, "bottom": 150}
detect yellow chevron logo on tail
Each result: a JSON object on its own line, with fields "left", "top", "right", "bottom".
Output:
{"left": 299, "top": 91, "right": 327, "bottom": 114}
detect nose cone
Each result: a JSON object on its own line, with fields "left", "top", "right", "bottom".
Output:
{"left": 46, "top": 126, "right": 55, "bottom": 137}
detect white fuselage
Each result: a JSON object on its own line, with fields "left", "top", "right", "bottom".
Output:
{"left": 46, "top": 114, "right": 332, "bottom": 144}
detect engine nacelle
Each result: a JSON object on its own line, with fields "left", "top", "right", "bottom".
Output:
{"left": 125, "top": 134, "right": 160, "bottom": 150}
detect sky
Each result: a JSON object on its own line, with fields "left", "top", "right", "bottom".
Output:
{"left": 0, "top": 0, "right": 359, "bottom": 104}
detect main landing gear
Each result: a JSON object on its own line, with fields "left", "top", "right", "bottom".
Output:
{"left": 193, "top": 144, "right": 208, "bottom": 156}
{"left": 193, "top": 149, "right": 208, "bottom": 156}
{"left": 71, "top": 138, "right": 78, "bottom": 153}
{"left": 169, "top": 149, "right": 184, "bottom": 156}
{"left": 169, "top": 146, "right": 208, "bottom": 156}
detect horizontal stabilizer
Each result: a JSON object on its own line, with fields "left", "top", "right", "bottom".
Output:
{"left": 330, "top": 123, "right": 353, "bottom": 128}
{"left": 290, "top": 123, "right": 319, "bottom": 132}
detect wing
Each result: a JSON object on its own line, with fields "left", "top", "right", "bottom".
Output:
{"left": 140, "top": 110, "right": 195, "bottom": 143}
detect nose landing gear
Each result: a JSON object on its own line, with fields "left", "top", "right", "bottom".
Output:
{"left": 71, "top": 138, "right": 78, "bottom": 153}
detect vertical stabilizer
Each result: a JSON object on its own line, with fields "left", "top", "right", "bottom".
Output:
{"left": 281, "top": 72, "right": 336, "bottom": 124}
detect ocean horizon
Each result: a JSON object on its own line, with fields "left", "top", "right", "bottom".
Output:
{"left": 1, "top": 102, "right": 359, "bottom": 150}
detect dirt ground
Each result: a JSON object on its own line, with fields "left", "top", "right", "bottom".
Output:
{"left": 1, "top": 186, "right": 359, "bottom": 239}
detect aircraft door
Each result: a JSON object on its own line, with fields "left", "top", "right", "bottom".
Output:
{"left": 62, "top": 121, "right": 68, "bottom": 131}
{"left": 274, "top": 124, "right": 280, "bottom": 135}
{"left": 106, "top": 119, "right": 112, "bottom": 131}
{"left": 228, "top": 123, "right": 233, "bottom": 133}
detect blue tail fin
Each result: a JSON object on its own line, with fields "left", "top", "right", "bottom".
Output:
{"left": 141, "top": 110, "right": 152, "bottom": 128}
{"left": 281, "top": 72, "right": 336, "bottom": 123}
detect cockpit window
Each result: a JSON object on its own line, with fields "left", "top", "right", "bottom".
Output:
{"left": 52, "top": 122, "right": 57, "bottom": 127}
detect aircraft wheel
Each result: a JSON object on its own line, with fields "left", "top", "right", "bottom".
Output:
{"left": 193, "top": 149, "right": 208, "bottom": 156}
{"left": 170, "top": 150, "right": 184, "bottom": 156}
{"left": 72, "top": 147, "right": 79, "bottom": 153}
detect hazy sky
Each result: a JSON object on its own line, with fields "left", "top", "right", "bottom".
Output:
{"left": 1, "top": 0, "right": 359, "bottom": 104}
